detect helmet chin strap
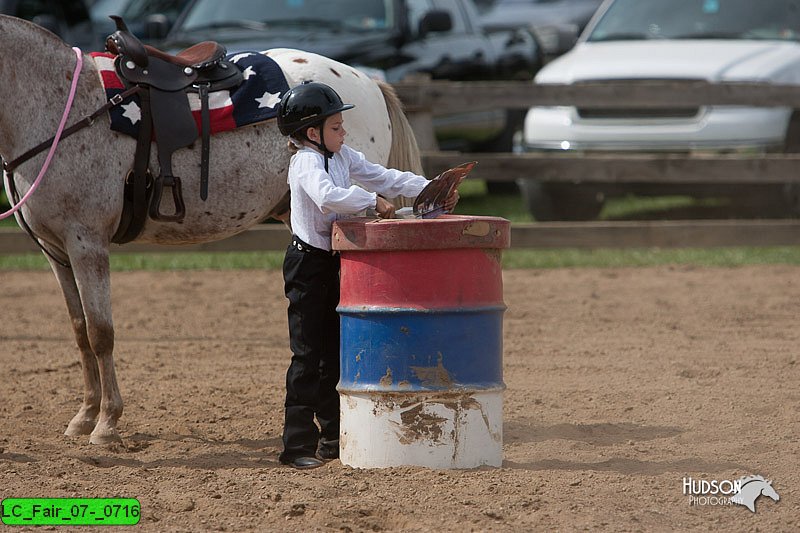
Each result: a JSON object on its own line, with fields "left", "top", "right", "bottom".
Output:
{"left": 310, "top": 128, "right": 333, "bottom": 172}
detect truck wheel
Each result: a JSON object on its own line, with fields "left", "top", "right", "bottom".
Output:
{"left": 519, "top": 180, "right": 605, "bottom": 221}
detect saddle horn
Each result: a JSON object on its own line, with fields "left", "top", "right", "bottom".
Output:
{"left": 106, "top": 16, "right": 148, "bottom": 68}
{"left": 111, "top": 15, "right": 129, "bottom": 32}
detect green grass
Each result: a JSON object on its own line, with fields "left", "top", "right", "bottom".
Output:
{"left": 502, "top": 246, "right": 800, "bottom": 268}
{"left": 0, "top": 251, "right": 287, "bottom": 271}
{"left": 4, "top": 247, "right": 800, "bottom": 271}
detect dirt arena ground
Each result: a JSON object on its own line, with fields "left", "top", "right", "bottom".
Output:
{"left": 1, "top": 265, "right": 798, "bottom": 531}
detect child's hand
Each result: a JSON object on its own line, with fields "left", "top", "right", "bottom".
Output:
{"left": 444, "top": 189, "right": 460, "bottom": 213}
{"left": 376, "top": 196, "right": 396, "bottom": 219}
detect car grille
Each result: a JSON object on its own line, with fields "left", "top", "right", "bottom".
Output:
{"left": 576, "top": 107, "right": 700, "bottom": 119}
{"left": 573, "top": 78, "right": 701, "bottom": 119}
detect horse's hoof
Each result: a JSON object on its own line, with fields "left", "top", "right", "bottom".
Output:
{"left": 65, "top": 419, "right": 96, "bottom": 437}
{"left": 89, "top": 428, "right": 123, "bottom": 445}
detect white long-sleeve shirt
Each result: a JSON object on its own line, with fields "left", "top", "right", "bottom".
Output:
{"left": 288, "top": 144, "right": 429, "bottom": 251}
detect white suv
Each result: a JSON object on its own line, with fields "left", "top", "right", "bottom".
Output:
{"left": 521, "top": 0, "right": 800, "bottom": 220}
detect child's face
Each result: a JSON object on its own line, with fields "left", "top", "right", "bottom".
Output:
{"left": 307, "top": 112, "right": 346, "bottom": 153}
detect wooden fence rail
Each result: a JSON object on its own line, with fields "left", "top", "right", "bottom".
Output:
{"left": 392, "top": 80, "right": 800, "bottom": 111}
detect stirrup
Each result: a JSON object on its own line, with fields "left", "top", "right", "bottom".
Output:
{"left": 149, "top": 175, "right": 185, "bottom": 222}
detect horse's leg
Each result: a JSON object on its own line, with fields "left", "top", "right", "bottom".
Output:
{"left": 266, "top": 190, "right": 292, "bottom": 232}
{"left": 49, "top": 258, "right": 103, "bottom": 437}
{"left": 64, "top": 236, "right": 123, "bottom": 444}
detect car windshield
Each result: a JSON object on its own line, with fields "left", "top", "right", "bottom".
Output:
{"left": 91, "top": 0, "right": 128, "bottom": 22}
{"left": 121, "top": 0, "right": 191, "bottom": 20}
{"left": 587, "top": 0, "right": 800, "bottom": 42}
{"left": 179, "top": 0, "right": 394, "bottom": 32}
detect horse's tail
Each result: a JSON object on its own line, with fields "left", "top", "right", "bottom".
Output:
{"left": 379, "top": 81, "right": 424, "bottom": 207}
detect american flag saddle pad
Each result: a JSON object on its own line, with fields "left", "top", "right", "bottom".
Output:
{"left": 90, "top": 51, "right": 290, "bottom": 138}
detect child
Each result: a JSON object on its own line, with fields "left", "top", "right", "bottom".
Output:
{"left": 275, "top": 81, "right": 456, "bottom": 469}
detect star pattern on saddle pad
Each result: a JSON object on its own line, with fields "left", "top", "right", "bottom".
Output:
{"left": 242, "top": 65, "right": 255, "bottom": 80}
{"left": 121, "top": 101, "right": 141, "bottom": 125}
{"left": 230, "top": 52, "right": 254, "bottom": 64}
{"left": 256, "top": 91, "right": 281, "bottom": 109}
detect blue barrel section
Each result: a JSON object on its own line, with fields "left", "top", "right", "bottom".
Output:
{"left": 339, "top": 307, "right": 505, "bottom": 392}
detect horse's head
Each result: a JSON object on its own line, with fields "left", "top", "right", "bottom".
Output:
{"left": 761, "top": 480, "right": 780, "bottom": 502}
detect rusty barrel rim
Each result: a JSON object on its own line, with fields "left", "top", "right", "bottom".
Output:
{"left": 332, "top": 215, "right": 511, "bottom": 252}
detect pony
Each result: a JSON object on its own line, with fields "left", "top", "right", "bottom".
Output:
{"left": 730, "top": 475, "right": 780, "bottom": 513}
{"left": 0, "top": 15, "right": 422, "bottom": 444}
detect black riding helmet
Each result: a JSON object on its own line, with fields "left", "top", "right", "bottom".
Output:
{"left": 278, "top": 81, "right": 355, "bottom": 171}
{"left": 277, "top": 81, "right": 355, "bottom": 137}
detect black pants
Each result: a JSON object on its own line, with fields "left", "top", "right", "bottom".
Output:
{"left": 279, "top": 239, "right": 341, "bottom": 462}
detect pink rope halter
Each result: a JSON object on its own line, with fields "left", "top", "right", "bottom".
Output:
{"left": 1, "top": 46, "right": 83, "bottom": 220}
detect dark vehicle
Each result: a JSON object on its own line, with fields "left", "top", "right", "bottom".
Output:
{"left": 90, "top": 0, "right": 191, "bottom": 43}
{"left": 0, "top": 0, "right": 101, "bottom": 50}
{"left": 481, "top": 0, "right": 604, "bottom": 60}
{"left": 154, "top": 0, "right": 542, "bottom": 152}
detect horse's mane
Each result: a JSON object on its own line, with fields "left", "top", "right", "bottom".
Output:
{"left": 739, "top": 474, "right": 768, "bottom": 485}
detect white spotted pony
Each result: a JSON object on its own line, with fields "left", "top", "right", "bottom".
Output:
{"left": 0, "top": 15, "right": 422, "bottom": 444}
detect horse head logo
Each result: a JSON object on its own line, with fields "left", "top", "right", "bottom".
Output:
{"left": 730, "top": 475, "right": 780, "bottom": 513}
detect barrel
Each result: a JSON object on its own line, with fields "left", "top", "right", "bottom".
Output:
{"left": 332, "top": 215, "right": 510, "bottom": 468}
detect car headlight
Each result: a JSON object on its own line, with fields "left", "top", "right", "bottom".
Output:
{"left": 530, "top": 23, "right": 579, "bottom": 56}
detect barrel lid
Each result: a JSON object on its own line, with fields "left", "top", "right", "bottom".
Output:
{"left": 332, "top": 215, "right": 510, "bottom": 252}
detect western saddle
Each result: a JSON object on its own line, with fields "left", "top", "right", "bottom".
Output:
{"left": 105, "top": 16, "right": 243, "bottom": 244}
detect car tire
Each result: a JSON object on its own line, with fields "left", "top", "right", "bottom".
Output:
{"left": 519, "top": 180, "right": 606, "bottom": 221}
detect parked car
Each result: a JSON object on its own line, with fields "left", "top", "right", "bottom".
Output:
{"left": 90, "top": 0, "right": 190, "bottom": 43}
{"left": 152, "top": 0, "right": 541, "bottom": 154}
{"left": 521, "top": 0, "right": 800, "bottom": 220}
{"left": 481, "top": 0, "right": 604, "bottom": 60}
{"left": 0, "top": 0, "right": 101, "bottom": 50}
